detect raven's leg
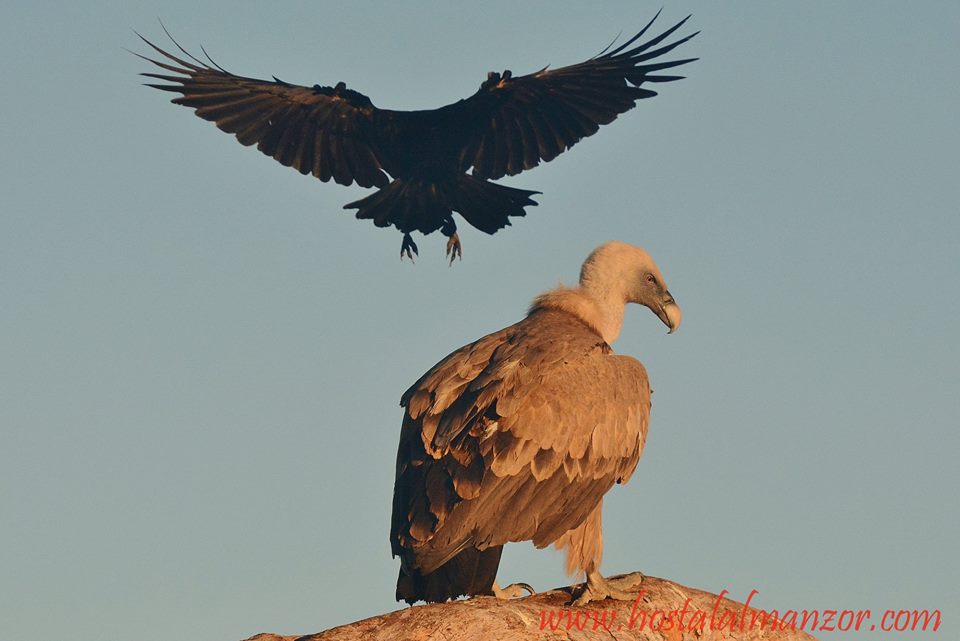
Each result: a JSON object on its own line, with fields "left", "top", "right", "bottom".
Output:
{"left": 492, "top": 580, "right": 536, "bottom": 599}
{"left": 400, "top": 233, "right": 419, "bottom": 262}
{"left": 571, "top": 571, "right": 644, "bottom": 606}
{"left": 441, "top": 219, "right": 462, "bottom": 264}
{"left": 446, "top": 234, "right": 461, "bottom": 264}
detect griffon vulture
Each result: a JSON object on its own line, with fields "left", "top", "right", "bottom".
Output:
{"left": 134, "top": 14, "right": 696, "bottom": 261}
{"left": 391, "top": 241, "right": 681, "bottom": 605}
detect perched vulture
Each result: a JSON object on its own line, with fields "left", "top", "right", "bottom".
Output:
{"left": 391, "top": 241, "right": 681, "bottom": 605}
{"left": 135, "top": 14, "right": 696, "bottom": 261}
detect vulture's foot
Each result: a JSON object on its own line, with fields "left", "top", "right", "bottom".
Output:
{"left": 492, "top": 580, "right": 536, "bottom": 600}
{"left": 400, "top": 233, "right": 419, "bottom": 262}
{"left": 571, "top": 571, "right": 644, "bottom": 606}
{"left": 445, "top": 232, "right": 462, "bottom": 265}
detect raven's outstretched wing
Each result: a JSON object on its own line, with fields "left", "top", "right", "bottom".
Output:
{"left": 135, "top": 32, "right": 390, "bottom": 188}
{"left": 455, "top": 12, "right": 698, "bottom": 179}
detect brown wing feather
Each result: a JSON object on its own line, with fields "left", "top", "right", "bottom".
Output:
{"left": 553, "top": 500, "right": 604, "bottom": 575}
{"left": 391, "top": 308, "right": 650, "bottom": 576}
{"left": 457, "top": 12, "right": 698, "bottom": 179}
{"left": 135, "top": 34, "right": 391, "bottom": 188}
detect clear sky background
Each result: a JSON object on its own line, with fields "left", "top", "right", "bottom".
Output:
{"left": 2, "top": 2, "right": 957, "bottom": 640}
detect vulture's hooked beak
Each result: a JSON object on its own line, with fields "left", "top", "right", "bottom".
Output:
{"left": 655, "top": 291, "right": 682, "bottom": 334}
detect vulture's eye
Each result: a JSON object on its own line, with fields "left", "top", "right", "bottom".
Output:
{"left": 646, "top": 274, "right": 657, "bottom": 284}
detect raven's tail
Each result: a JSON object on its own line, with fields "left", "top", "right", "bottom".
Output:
{"left": 447, "top": 175, "right": 541, "bottom": 234}
{"left": 344, "top": 176, "right": 540, "bottom": 237}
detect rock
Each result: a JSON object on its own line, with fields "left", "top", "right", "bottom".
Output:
{"left": 242, "top": 574, "right": 820, "bottom": 640}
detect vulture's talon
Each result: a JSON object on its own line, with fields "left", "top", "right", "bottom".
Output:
{"left": 571, "top": 571, "right": 643, "bottom": 606}
{"left": 446, "top": 233, "right": 462, "bottom": 265}
{"left": 493, "top": 581, "right": 536, "bottom": 600}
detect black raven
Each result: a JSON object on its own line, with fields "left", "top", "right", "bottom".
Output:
{"left": 136, "top": 13, "right": 696, "bottom": 261}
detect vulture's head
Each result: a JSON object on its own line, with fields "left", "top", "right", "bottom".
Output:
{"left": 580, "top": 241, "right": 682, "bottom": 333}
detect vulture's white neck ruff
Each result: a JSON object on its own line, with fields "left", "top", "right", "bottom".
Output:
{"left": 530, "top": 287, "right": 625, "bottom": 344}
{"left": 530, "top": 241, "right": 664, "bottom": 344}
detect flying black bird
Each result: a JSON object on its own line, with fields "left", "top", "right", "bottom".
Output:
{"left": 136, "top": 13, "right": 697, "bottom": 261}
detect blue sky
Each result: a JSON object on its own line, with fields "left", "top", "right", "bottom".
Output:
{"left": 2, "top": 2, "right": 957, "bottom": 640}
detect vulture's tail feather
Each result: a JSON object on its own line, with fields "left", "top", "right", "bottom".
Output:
{"left": 344, "top": 177, "right": 540, "bottom": 237}
{"left": 396, "top": 546, "right": 503, "bottom": 604}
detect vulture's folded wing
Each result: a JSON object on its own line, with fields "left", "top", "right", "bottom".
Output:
{"left": 393, "top": 310, "right": 651, "bottom": 571}
{"left": 455, "top": 12, "right": 698, "bottom": 179}
{"left": 135, "top": 33, "right": 390, "bottom": 188}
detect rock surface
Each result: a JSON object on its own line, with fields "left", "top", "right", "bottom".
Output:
{"left": 242, "top": 574, "right": 820, "bottom": 641}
